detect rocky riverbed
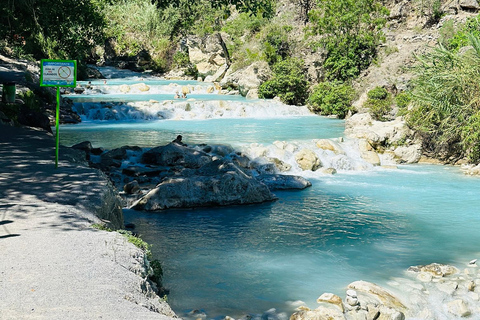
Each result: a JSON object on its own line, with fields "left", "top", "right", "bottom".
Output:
{"left": 288, "top": 260, "right": 480, "bottom": 320}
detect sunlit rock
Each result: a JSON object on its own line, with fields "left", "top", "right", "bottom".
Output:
{"left": 447, "top": 299, "right": 471, "bottom": 317}
{"left": 319, "top": 167, "right": 337, "bottom": 175}
{"left": 248, "top": 144, "right": 268, "bottom": 158}
{"left": 408, "top": 263, "right": 459, "bottom": 277}
{"left": 291, "top": 306, "right": 346, "bottom": 320}
{"left": 131, "top": 83, "right": 150, "bottom": 92}
{"left": 361, "top": 150, "right": 381, "bottom": 166}
{"left": 436, "top": 281, "right": 458, "bottom": 295}
{"left": 393, "top": 145, "right": 422, "bottom": 164}
{"left": 347, "top": 281, "right": 407, "bottom": 311}
{"left": 357, "top": 139, "right": 374, "bottom": 152}
{"left": 460, "top": 0, "right": 480, "bottom": 10}
{"left": 416, "top": 272, "right": 433, "bottom": 283}
{"left": 267, "top": 157, "right": 292, "bottom": 172}
{"left": 316, "top": 139, "right": 345, "bottom": 154}
{"left": 220, "top": 60, "right": 272, "bottom": 95}
{"left": 295, "top": 149, "right": 322, "bottom": 171}
{"left": 132, "top": 160, "right": 275, "bottom": 211}
{"left": 246, "top": 88, "right": 259, "bottom": 99}
{"left": 317, "top": 293, "right": 344, "bottom": 312}
{"left": 119, "top": 84, "right": 130, "bottom": 93}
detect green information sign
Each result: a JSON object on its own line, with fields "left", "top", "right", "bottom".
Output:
{"left": 40, "top": 59, "right": 77, "bottom": 168}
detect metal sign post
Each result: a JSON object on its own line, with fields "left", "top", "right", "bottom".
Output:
{"left": 40, "top": 59, "right": 77, "bottom": 168}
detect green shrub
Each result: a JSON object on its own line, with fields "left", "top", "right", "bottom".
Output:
{"left": 364, "top": 86, "right": 392, "bottom": 121}
{"left": 149, "top": 259, "right": 164, "bottom": 284}
{"left": 18, "top": 90, "right": 41, "bottom": 111}
{"left": 395, "top": 91, "right": 412, "bottom": 109}
{"left": 222, "top": 12, "right": 266, "bottom": 39}
{"left": 447, "top": 15, "right": 480, "bottom": 51}
{"left": 308, "top": 81, "right": 355, "bottom": 119}
{"left": 367, "top": 86, "right": 388, "bottom": 100}
{"left": 173, "top": 51, "right": 190, "bottom": 68}
{"left": 258, "top": 58, "right": 309, "bottom": 105}
{"left": 118, "top": 229, "right": 152, "bottom": 259}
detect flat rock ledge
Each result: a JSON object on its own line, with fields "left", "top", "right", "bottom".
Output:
{"left": 290, "top": 261, "right": 480, "bottom": 320}
{"left": 0, "top": 124, "right": 176, "bottom": 319}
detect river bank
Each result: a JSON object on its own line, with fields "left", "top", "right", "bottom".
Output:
{"left": 0, "top": 123, "right": 177, "bottom": 319}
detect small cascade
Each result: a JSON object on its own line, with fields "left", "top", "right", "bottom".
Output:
{"left": 238, "top": 137, "right": 398, "bottom": 176}
{"left": 71, "top": 99, "right": 314, "bottom": 121}
{"left": 79, "top": 81, "right": 218, "bottom": 95}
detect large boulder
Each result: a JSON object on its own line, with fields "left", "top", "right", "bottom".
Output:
{"left": 187, "top": 34, "right": 228, "bottom": 75}
{"left": 459, "top": 0, "right": 480, "bottom": 10}
{"left": 345, "top": 113, "right": 422, "bottom": 164}
{"left": 347, "top": 281, "right": 407, "bottom": 312}
{"left": 220, "top": 60, "right": 272, "bottom": 96}
{"left": 141, "top": 143, "right": 212, "bottom": 168}
{"left": 295, "top": 149, "right": 322, "bottom": 171}
{"left": 291, "top": 306, "right": 346, "bottom": 320}
{"left": 132, "top": 160, "right": 276, "bottom": 211}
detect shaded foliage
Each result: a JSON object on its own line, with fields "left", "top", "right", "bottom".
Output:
{"left": 364, "top": 86, "right": 392, "bottom": 121}
{"left": 0, "top": 0, "right": 105, "bottom": 60}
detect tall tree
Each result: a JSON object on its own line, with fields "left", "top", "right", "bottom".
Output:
{"left": 1, "top": 0, "right": 105, "bottom": 60}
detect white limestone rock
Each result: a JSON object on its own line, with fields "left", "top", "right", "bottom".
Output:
{"left": 447, "top": 299, "right": 471, "bottom": 318}
{"left": 295, "top": 149, "right": 322, "bottom": 171}
{"left": 317, "top": 293, "right": 344, "bottom": 312}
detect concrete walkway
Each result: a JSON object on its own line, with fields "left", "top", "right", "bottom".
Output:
{"left": 0, "top": 124, "right": 177, "bottom": 319}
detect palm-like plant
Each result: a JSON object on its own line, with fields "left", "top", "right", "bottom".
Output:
{"left": 408, "top": 33, "right": 480, "bottom": 163}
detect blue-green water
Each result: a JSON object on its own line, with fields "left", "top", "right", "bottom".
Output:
{"left": 59, "top": 116, "right": 345, "bottom": 149}
{"left": 62, "top": 67, "right": 480, "bottom": 319}
{"left": 122, "top": 165, "right": 480, "bottom": 318}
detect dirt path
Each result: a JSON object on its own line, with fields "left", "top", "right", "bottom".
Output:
{"left": 0, "top": 124, "right": 177, "bottom": 319}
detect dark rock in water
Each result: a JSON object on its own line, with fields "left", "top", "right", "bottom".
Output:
{"left": 250, "top": 161, "right": 276, "bottom": 174}
{"left": 132, "top": 160, "right": 276, "bottom": 211}
{"left": 257, "top": 174, "right": 312, "bottom": 190}
{"left": 91, "top": 147, "right": 104, "bottom": 156}
{"left": 73, "top": 87, "right": 85, "bottom": 94}
{"left": 103, "top": 145, "right": 142, "bottom": 161}
{"left": 71, "top": 141, "right": 93, "bottom": 153}
{"left": 85, "top": 66, "right": 105, "bottom": 79}
{"left": 122, "top": 165, "right": 167, "bottom": 177}
{"left": 124, "top": 223, "right": 135, "bottom": 230}
{"left": 141, "top": 142, "right": 212, "bottom": 168}
{"left": 124, "top": 180, "right": 140, "bottom": 194}
{"left": 230, "top": 153, "right": 250, "bottom": 168}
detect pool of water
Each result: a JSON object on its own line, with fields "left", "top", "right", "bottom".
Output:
{"left": 59, "top": 116, "right": 345, "bottom": 149}
{"left": 123, "top": 164, "right": 480, "bottom": 318}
